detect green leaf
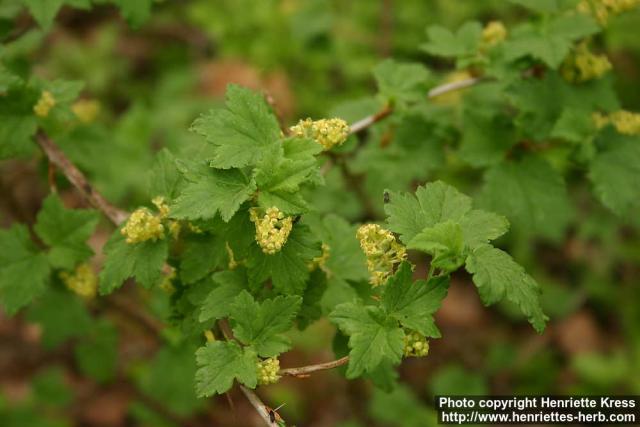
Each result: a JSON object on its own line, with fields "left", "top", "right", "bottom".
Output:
{"left": 589, "top": 131, "right": 640, "bottom": 218}
{"left": 458, "top": 209, "right": 510, "bottom": 249}
{"left": 111, "top": 0, "right": 153, "bottom": 27}
{"left": 465, "top": 244, "right": 548, "bottom": 333}
{"left": 0, "top": 225, "right": 49, "bottom": 315}
{"left": 26, "top": 289, "right": 92, "bottom": 348}
{"left": 373, "top": 59, "right": 430, "bottom": 105}
{"left": 148, "top": 148, "right": 184, "bottom": 201}
{"left": 503, "top": 15, "right": 600, "bottom": 68}
{"left": 370, "top": 385, "right": 435, "bottom": 427}
{"left": 34, "top": 194, "right": 99, "bottom": 269}
{"left": 99, "top": 231, "right": 168, "bottom": 294}
{"left": 254, "top": 139, "right": 319, "bottom": 215}
{"left": 384, "top": 181, "right": 472, "bottom": 244}
{"left": 247, "top": 224, "right": 321, "bottom": 295}
{"left": 32, "top": 367, "right": 73, "bottom": 407}
{"left": 171, "top": 165, "right": 256, "bottom": 221}
{"left": 43, "top": 79, "right": 84, "bottom": 105}
{"left": 195, "top": 341, "right": 257, "bottom": 397}
{"left": 191, "top": 84, "right": 281, "bottom": 169}
{"left": 508, "top": 73, "right": 618, "bottom": 141}
{"left": 199, "top": 269, "right": 247, "bottom": 322}
{"left": 407, "top": 221, "right": 466, "bottom": 273}
{"left": 459, "top": 109, "right": 517, "bottom": 167}
{"left": 179, "top": 234, "right": 226, "bottom": 284}
{"left": 330, "top": 303, "right": 404, "bottom": 378}
{"left": 382, "top": 262, "right": 449, "bottom": 338}
{"left": 480, "top": 156, "right": 573, "bottom": 240}
{"left": 138, "top": 345, "right": 203, "bottom": 416}
{"left": 22, "top": 0, "right": 64, "bottom": 29}
{"left": 421, "top": 22, "right": 482, "bottom": 59}
{"left": 306, "top": 214, "right": 369, "bottom": 283}
{"left": 74, "top": 320, "right": 118, "bottom": 383}
{"left": 229, "top": 291, "right": 302, "bottom": 357}
{"left": 0, "top": 84, "right": 39, "bottom": 160}
{"left": 551, "top": 108, "right": 596, "bottom": 143}
{"left": 508, "top": 0, "right": 579, "bottom": 13}
{"left": 298, "top": 269, "right": 328, "bottom": 329}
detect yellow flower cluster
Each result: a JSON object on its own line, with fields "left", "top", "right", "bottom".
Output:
{"left": 34, "top": 90, "right": 55, "bottom": 118}
{"left": 153, "top": 196, "right": 181, "bottom": 238}
{"left": 561, "top": 43, "right": 612, "bottom": 83}
{"left": 204, "top": 330, "right": 216, "bottom": 342}
{"left": 403, "top": 330, "right": 430, "bottom": 358}
{"left": 159, "top": 266, "right": 176, "bottom": 294}
{"left": 290, "top": 118, "right": 350, "bottom": 150}
{"left": 72, "top": 99, "right": 100, "bottom": 123}
{"left": 578, "top": 0, "right": 640, "bottom": 25}
{"left": 121, "top": 208, "right": 165, "bottom": 244}
{"left": 481, "top": 21, "right": 507, "bottom": 48}
{"left": 250, "top": 207, "right": 293, "bottom": 255}
{"left": 356, "top": 224, "right": 406, "bottom": 287}
{"left": 308, "top": 243, "right": 330, "bottom": 272}
{"left": 60, "top": 263, "right": 98, "bottom": 299}
{"left": 593, "top": 110, "right": 640, "bottom": 135}
{"left": 256, "top": 357, "right": 280, "bottom": 385}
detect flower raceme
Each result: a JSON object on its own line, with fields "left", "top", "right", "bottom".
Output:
{"left": 356, "top": 224, "right": 407, "bottom": 287}
{"left": 481, "top": 21, "right": 507, "bottom": 48}
{"left": 250, "top": 207, "right": 293, "bottom": 255}
{"left": 290, "top": 118, "right": 350, "bottom": 150}
{"left": 34, "top": 90, "right": 55, "bottom": 118}
{"left": 257, "top": 358, "right": 280, "bottom": 385}
{"left": 120, "top": 196, "right": 184, "bottom": 244}
{"left": 121, "top": 208, "right": 165, "bottom": 244}
{"left": 577, "top": 0, "right": 640, "bottom": 25}
{"left": 561, "top": 42, "right": 612, "bottom": 83}
{"left": 593, "top": 110, "right": 640, "bottom": 135}
{"left": 59, "top": 263, "right": 98, "bottom": 299}
{"left": 403, "top": 330, "right": 430, "bottom": 358}
{"left": 72, "top": 99, "right": 100, "bottom": 123}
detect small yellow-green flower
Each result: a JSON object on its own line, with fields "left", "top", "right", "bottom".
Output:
{"left": 121, "top": 208, "right": 165, "bottom": 244}
{"left": 578, "top": 0, "right": 640, "bottom": 25}
{"left": 159, "top": 266, "right": 176, "bottom": 294}
{"left": 308, "top": 243, "right": 330, "bottom": 272}
{"left": 481, "top": 21, "right": 507, "bottom": 48}
{"left": 610, "top": 110, "right": 640, "bottom": 135}
{"left": 60, "top": 263, "right": 98, "bottom": 299}
{"left": 356, "top": 224, "right": 406, "bottom": 287}
{"left": 72, "top": 99, "right": 100, "bottom": 123}
{"left": 561, "top": 42, "right": 612, "bottom": 83}
{"left": 256, "top": 357, "right": 280, "bottom": 385}
{"left": 592, "top": 110, "right": 640, "bottom": 135}
{"left": 34, "top": 90, "right": 55, "bottom": 118}
{"left": 250, "top": 207, "right": 293, "bottom": 255}
{"left": 403, "top": 330, "right": 430, "bottom": 358}
{"left": 290, "top": 118, "right": 350, "bottom": 150}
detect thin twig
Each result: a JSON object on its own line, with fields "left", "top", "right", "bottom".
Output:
{"left": 427, "top": 76, "right": 481, "bottom": 98}
{"left": 239, "top": 385, "right": 275, "bottom": 427}
{"left": 349, "top": 104, "right": 393, "bottom": 135}
{"left": 348, "top": 77, "right": 482, "bottom": 136}
{"left": 280, "top": 355, "right": 349, "bottom": 377}
{"left": 35, "top": 131, "right": 128, "bottom": 225}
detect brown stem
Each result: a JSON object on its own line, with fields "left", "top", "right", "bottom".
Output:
{"left": 239, "top": 385, "right": 275, "bottom": 427}
{"left": 279, "top": 355, "right": 350, "bottom": 377}
{"left": 349, "top": 104, "right": 393, "bottom": 135}
{"left": 35, "top": 131, "right": 128, "bottom": 225}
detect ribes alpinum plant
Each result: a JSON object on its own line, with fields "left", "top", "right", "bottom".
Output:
{"left": 1, "top": 0, "right": 640, "bottom": 425}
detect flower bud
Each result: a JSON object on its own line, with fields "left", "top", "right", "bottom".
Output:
{"left": 290, "top": 118, "right": 350, "bottom": 150}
